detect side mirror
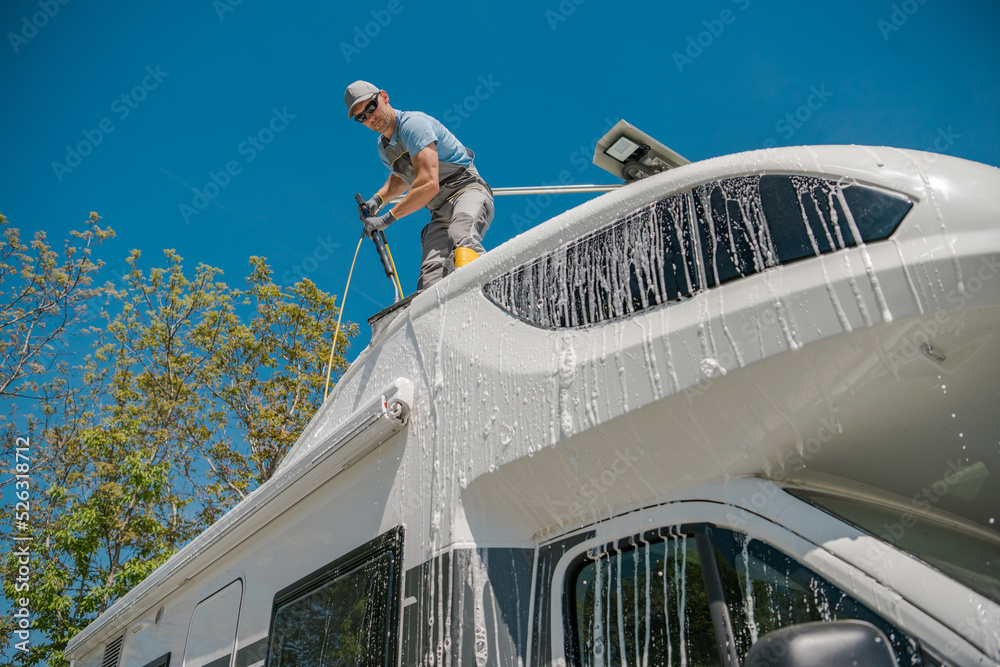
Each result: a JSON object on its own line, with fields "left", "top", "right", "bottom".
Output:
{"left": 744, "top": 620, "right": 898, "bottom": 667}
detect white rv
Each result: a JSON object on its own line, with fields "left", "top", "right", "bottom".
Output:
{"left": 66, "top": 144, "right": 1000, "bottom": 667}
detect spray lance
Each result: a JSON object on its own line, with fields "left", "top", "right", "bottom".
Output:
{"left": 356, "top": 193, "right": 403, "bottom": 303}
{"left": 356, "top": 193, "right": 396, "bottom": 291}
{"left": 322, "top": 194, "right": 407, "bottom": 399}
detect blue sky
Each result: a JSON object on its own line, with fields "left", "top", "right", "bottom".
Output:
{"left": 2, "top": 0, "right": 999, "bottom": 363}
{"left": 1, "top": 1, "right": 999, "bottom": 654}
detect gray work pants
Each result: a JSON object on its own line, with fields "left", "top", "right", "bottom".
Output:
{"left": 418, "top": 185, "right": 493, "bottom": 291}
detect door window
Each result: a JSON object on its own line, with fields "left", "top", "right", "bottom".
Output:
{"left": 567, "top": 525, "right": 920, "bottom": 665}
{"left": 711, "top": 527, "right": 917, "bottom": 660}
{"left": 572, "top": 531, "right": 718, "bottom": 666}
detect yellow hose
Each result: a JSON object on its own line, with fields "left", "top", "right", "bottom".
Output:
{"left": 383, "top": 238, "right": 404, "bottom": 300}
{"left": 323, "top": 231, "right": 366, "bottom": 400}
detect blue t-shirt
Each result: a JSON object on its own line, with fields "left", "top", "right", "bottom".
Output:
{"left": 377, "top": 110, "right": 472, "bottom": 174}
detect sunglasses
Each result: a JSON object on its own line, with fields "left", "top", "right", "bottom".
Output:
{"left": 353, "top": 94, "right": 379, "bottom": 123}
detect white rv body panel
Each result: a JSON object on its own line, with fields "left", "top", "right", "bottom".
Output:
{"left": 66, "top": 146, "right": 1000, "bottom": 667}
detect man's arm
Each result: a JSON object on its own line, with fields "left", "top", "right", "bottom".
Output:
{"left": 375, "top": 173, "right": 409, "bottom": 205}
{"left": 383, "top": 144, "right": 439, "bottom": 220}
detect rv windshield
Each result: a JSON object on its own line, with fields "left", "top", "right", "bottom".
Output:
{"left": 791, "top": 489, "right": 1000, "bottom": 605}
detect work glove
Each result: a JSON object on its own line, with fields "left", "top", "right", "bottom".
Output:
{"left": 358, "top": 194, "right": 384, "bottom": 220}
{"left": 364, "top": 210, "right": 396, "bottom": 235}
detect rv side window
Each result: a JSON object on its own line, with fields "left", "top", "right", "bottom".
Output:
{"left": 694, "top": 175, "right": 912, "bottom": 287}
{"left": 483, "top": 194, "right": 699, "bottom": 328}
{"left": 694, "top": 176, "right": 771, "bottom": 286}
{"left": 267, "top": 526, "right": 402, "bottom": 667}
{"left": 566, "top": 525, "right": 921, "bottom": 666}
{"left": 485, "top": 176, "right": 910, "bottom": 329}
{"left": 182, "top": 579, "right": 242, "bottom": 667}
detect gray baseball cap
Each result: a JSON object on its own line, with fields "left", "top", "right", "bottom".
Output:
{"left": 345, "top": 80, "right": 380, "bottom": 117}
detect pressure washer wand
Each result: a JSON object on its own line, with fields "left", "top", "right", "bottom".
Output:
{"left": 355, "top": 193, "right": 399, "bottom": 301}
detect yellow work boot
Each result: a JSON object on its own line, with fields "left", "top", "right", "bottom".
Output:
{"left": 454, "top": 247, "right": 480, "bottom": 268}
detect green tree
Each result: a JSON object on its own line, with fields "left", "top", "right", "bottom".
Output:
{"left": 1, "top": 212, "right": 115, "bottom": 658}
{"left": 0, "top": 212, "right": 114, "bottom": 401}
{"left": 2, "top": 217, "right": 356, "bottom": 665}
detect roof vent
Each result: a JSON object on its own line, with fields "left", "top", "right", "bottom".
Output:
{"left": 593, "top": 119, "right": 690, "bottom": 182}
{"left": 102, "top": 634, "right": 124, "bottom": 667}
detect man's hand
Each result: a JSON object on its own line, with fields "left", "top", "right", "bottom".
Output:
{"left": 358, "top": 194, "right": 384, "bottom": 220}
{"left": 364, "top": 210, "right": 396, "bottom": 234}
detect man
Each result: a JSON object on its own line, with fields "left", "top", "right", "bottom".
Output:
{"left": 346, "top": 80, "right": 493, "bottom": 291}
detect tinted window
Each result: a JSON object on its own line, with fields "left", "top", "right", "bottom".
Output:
{"left": 763, "top": 175, "right": 911, "bottom": 261}
{"left": 711, "top": 527, "right": 919, "bottom": 662}
{"left": 484, "top": 195, "right": 699, "bottom": 328}
{"left": 486, "top": 176, "right": 911, "bottom": 329}
{"left": 567, "top": 525, "right": 920, "bottom": 666}
{"left": 759, "top": 174, "right": 857, "bottom": 259}
{"left": 268, "top": 527, "right": 402, "bottom": 667}
{"left": 696, "top": 175, "right": 912, "bottom": 287}
{"left": 695, "top": 176, "right": 766, "bottom": 286}
{"left": 790, "top": 489, "right": 1000, "bottom": 605}
{"left": 140, "top": 653, "right": 171, "bottom": 667}
{"left": 571, "top": 531, "right": 718, "bottom": 666}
